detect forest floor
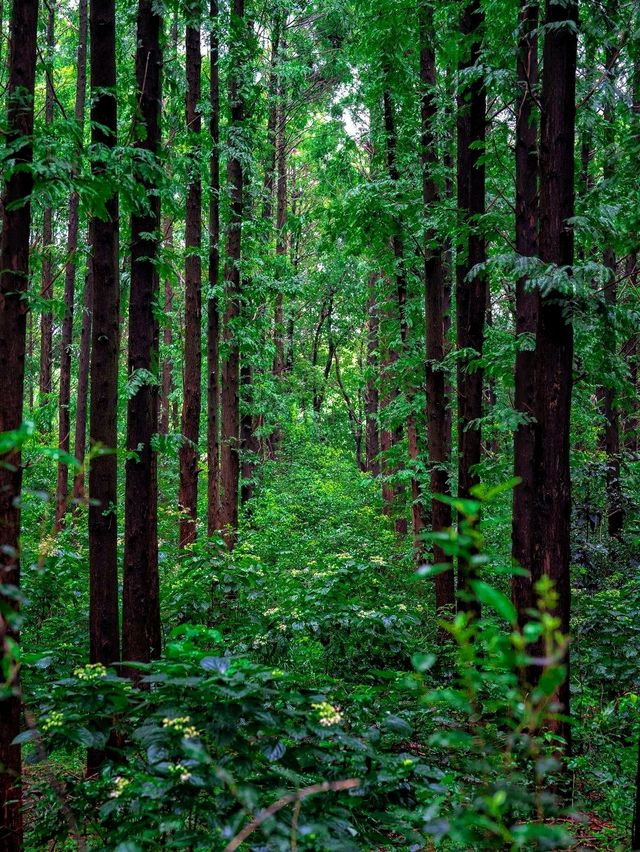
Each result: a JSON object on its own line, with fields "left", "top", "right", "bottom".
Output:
{"left": 18, "top": 425, "right": 640, "bottom": 849}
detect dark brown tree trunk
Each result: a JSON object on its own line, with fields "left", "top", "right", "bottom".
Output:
{"left": 179, "top": 12, "right": 203, "bottom": 547}
{"left": 273, "top": 91, "right": 288, "bottom": 378}
{"left": 207, "top": 0, "right": 221, "bottom": 535}
{"left": 420, "top": 0, "right": 454, "bottom": 612}
{"left": 532, "top": 0, "right": 578, "bottom": 751}
{"left": 262, "top": 19, "right": 281, "bottom": 222}
{"left": 0, "top": 2, "right": 38, "bottom": 844}
{"left": 56, "top": 0, "right": 88, "bottom": 528}
{"left": 122, "top": 0, "right": 163, "bottom": 665}
{"left": 365, "top": 274, "right": 380, "bottom": 475}
{"left": 39, "top": 2, "right": 56, "bottom": 405}
{"left": 72, "top": 268, "right": 92, "bottom": 504}
{"left": 456, "top": 0, "right": 486, "bottom": 610}
{"left": 511, "top": 0, "right": 539, "bottom": 620}
{"left": 89, "top": 0, "right": 120, "bottom": 668}
{"left": 382, "top": 88, "right": 420, "bottom": 543}
{"left": 219, "top": 0, "right": 245, "bottom": 546}
{"left": 160, "top": 218, "right": 174, "bottom": 435}
{"left": 624, "top": 57, "right": 639, "bottom": 455}
{"left": 601, "top": 27, "right": 623, "bottom": 538}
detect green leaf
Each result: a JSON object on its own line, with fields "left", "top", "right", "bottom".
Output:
{"left": 470, "top": 581, "right": 517, "bottom": 625}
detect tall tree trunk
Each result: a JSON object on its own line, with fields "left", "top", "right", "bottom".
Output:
{"left": 72, "top": 268, "right": 92, "bottom": 504}
{"left": 56, "top": 0, "right": 88, "bottom": 528}
{"left": 207, "top": 0, "right": 221, "bottom": 534}
{"left": 382, "top": 88, "right": 421, "bottom": 543}
{"left": 89, "top": 0, "right": 120, "bottom": 668}
{"left": 160, "top": 218, "right": 174, "bottom": 435}
{"left": 219, "top": 0, "right": 245, "bottom": 546}
{"left": 532, "top": 0, "right": 578, "bottom": 751}
{"left": 39, "top": 1, "right": 56, "bottom": 406}
{"left": 179, "top": 11, "right": 203, "bottom": 547}
{"left": 123, "top": 0, "right": 163, "bottom": 665}
{"left": 456, "top": 0, "right": 486, "bottom": 610}
{"left": 420, "top": 0, "right": 454, "bottom": 612}
{"left": 624, "top": 54, "right": 639, "bottom": 454}
{"left": 511, "top": 0, "right": 539, "bottom": 620}
{"left": 0, "top": 1, "right": 38, "bottom": 845}
{"left": 365, "top": 274, "right": 380, "bottom": 475}
{"left": 273, "top": 90, "right": 288, "bottom": 377}
{"left": 601, "top": 22, "right": 623, "bottom": 538}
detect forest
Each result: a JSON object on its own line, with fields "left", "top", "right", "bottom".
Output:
{"left": 0, "top": 0, "right": 639, "bottom": 848}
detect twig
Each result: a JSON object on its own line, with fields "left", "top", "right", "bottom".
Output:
{"left": 224, "top": 779, "right": 360, "bottom": 852}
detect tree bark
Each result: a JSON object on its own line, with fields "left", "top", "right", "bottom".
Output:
{"left": 122, "top": 0, "right": 163, "bottom": 665}
{"left": 420, "top": 0, "right": 454, "bottom": 612}
{"left": 207, "top": 0, "right": 221, "bottom": 535}
{"left": 456, "top": 0, "right": 486, "bottom": 610}
{"left": 532, "top": 0, "right": 578, "bottom": 751}
{"left": 160, "top": 218, "right": 174, "bottom": 435}
{"left": 365, "top": 274, "right": 380, "bottom": 475}
{"left": 0, "top": 1, "right": 38, "bottom": 845}
{"left": 72, "top": 268, "right": 92, "bottom": 504}
{"left": 56, "top": 0, "right": 88, "bottom": 528}
{"left": 601, "top": 23, "right": 623, "bottom": 538}
{"left": 273, "top": 86, "right": 288, "bottom": 378}
{"left": 511, "top": 0, "right": 539, "bottom": 620}
{"left": 382, "top": 88, "right": 420, "bottom": 543}
{"left": 179, "top": 12, "right": 203, "bottom": 547}
{"left": 88, "top": 0, "right": 120, "bottom": 668}
{"left": 219, "top": 0, "right": 246, "bottom": 546}
{"left": 39, "top": 1, "right": 56, "bottom": 406}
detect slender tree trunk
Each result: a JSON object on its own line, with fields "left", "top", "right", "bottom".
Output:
{"left": 207, "top": 0, "right": 221, "bottom": 535}
{"left": 219, "top": 0, "right": 245, "bottom": 546}
{"left": 601, "top": 25, "right": 623, "bottom": 538}
{"left": 123, "top": 0, "right": 163, "bottom": 665}
{"left": 532, "top": 0, "right": 578, "bottom": 751}
{"left": 420, "top": 0, "right": 454, "bottom": 612}
{"left": 0, "top": 1, "right": 38, "bottom": 845}
{"left": 273, "top": 90, "right": 288, "bottom": 378}
{"left": 624, "top": 56, "right": 639, "bottom": 454}
{"left": 72, "top": 268, "right": 92, "bottom": 504}
{"left": 160, "top": 219, "right": 174, "bottom": 435}
{"left": 456, "top": 0, "right": 486, "bottom": 610}
{"left": 39, "top": 2, "right": 56, "bottom": 405}
{"left": 179, "top": 12, "right": 203, "bottom": 547}
{"left": 382, "top": 88, "right": 420, "bottom": 542}
{"left": 88, "top": 0, "right": 120, "bottom": 668}
{"left": 56, "top": 0, "right": 88, "bottom": 528}
{"left": 511, "top": 0, "right": 539, "bottom": 620}
{"left": 365, "top": 274, "right": 380, "bottom": 475}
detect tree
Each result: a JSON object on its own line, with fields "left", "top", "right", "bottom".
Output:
{"left": 179, "top": 3, "right": 204, "bottom": 547}
{"left": 511, "top": 0, "right": 539, "bottom": 619}
{"left": 364, "top": 273, "right": 380, "bottom": 475}
{"left": 532, "top": 0, "right": 578, "bottom": 750}
{"left": 57, "top": 0, "right": 88, "bottom": 527}
{"left": 88, "top": 0, "right": 120, "bottom": 669}
{"left": 219, "top": 0, "right": 246, "bottom": 545}
{"left": 208, "top": 0, "right": 222, "bottom": 535}
{"left": 39, "top": 1, "right": 56, "bottom": 407}
{"left": 123, "top": 0, "right": 163, "bottom": 665}
{"left": 600, "top": 3, "right": 623, "bottom": 538}
{"left": 420, "top": 0, "right": 454, "bottom": 613}
{"left": 456, "top": 0, "right": 486, "bottom": 609}
{"left": 0, "top": 1, "right": 39, "bottom": 843}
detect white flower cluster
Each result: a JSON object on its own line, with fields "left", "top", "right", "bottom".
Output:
{"left": 162, "top": 716, "right": 199, "bottom": 739}
{"left": 74, "top": 663, "right": 108, "bottom": 681}
{"left": 42, "top": 710, "right": 65, "bottom": 733}
{"left": 312, "top": 702, "right": 342, "bottom": 727}
{"left": 109, "top": 776, "right": 130, "bottom": 799}
{"left": 168, "top": 762, "right": 192, "bottom": 783}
